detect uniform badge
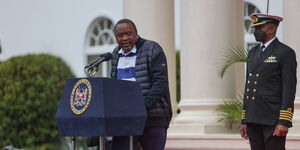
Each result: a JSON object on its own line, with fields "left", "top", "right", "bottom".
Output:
{"left": 251, "top": 15, "right": 259, "bottom": 23}
{"left": 264, "top": 55, "right": 278, "bottom": 63}
{"left": 70, "top": 79, "right": 92, "bottom": 114}
{"left": 279, "top": 108, "right": 293, "bottom": 122}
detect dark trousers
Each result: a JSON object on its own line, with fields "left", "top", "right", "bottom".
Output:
{"left": 111, "top": 127, "right": 167, "bottom": 150}
{"left": 247, "top": 124, "right": 286, "bottom": 150}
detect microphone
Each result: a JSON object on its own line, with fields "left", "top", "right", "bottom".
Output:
{"left": 85, "top": 52, "right": 112, "bottom": 69}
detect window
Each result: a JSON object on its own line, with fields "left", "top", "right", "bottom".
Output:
{"left": 244, "top": 2, "right": 261, "bottom": 34}
{"left": 85, "top": 17, "right": 117, "bottom": 77}
{"left": 244, "top": 2, "right": 261, "bottom": 51}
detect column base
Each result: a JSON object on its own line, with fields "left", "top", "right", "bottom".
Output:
{"left": 174, "top": 98, "right": 223, "bottom": 124}
{"left": 168, "top": 123, "right": 239, "bottom": 136}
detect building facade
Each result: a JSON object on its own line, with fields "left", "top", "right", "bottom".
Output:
{"left": 1, "top": 0, "right": 300, "bottom": 149}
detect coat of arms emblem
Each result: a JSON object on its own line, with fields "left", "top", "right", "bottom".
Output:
{"left": 70, "top": 79, "right": 92, "bottom": 114}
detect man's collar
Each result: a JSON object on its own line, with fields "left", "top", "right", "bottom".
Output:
{"left": 118, "top": 46, "right": 137, "bottom": 55}
{"left": 261, "top": 37, "right": 277, "bottom": 48}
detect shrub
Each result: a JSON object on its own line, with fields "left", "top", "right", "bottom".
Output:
{"left": 217, "top": 45, "right": 248, "bottom": 129}
{"left": 0, "top": 54, "right": 74, "bottom": 149}
{"left": 217, "top": 96, "right": 243, "bottom": 129}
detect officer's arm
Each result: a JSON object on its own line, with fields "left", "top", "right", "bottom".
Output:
{"left": 241, "top": 54, "right": 250, "bottom": 125}
{"left": 278, "top": 50, "right": 297, "bottom": 127}
{"left": 241, "top": 78, "right": 247, "bottom": 125}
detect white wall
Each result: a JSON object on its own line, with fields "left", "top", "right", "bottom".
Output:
{"left": 0, "top": 0, "right": 123, "bottom": 76}
{"left": 0, "top": 0, "right": 284, "bottom": 76}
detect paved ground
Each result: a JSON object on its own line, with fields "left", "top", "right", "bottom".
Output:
{"left": 165, "top": 134, "right": 300, "bottom": 150}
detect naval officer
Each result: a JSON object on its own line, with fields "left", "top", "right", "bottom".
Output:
{"left": 240, "top": 13, "right": 297, "bottom": 150}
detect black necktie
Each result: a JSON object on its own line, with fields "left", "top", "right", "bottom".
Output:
{"left": 253, "top": 45, "right": 265, "bottom": 66}
{"left": 257, "top": 45, "right": 265, "bottom": 58}
{"left": 260, "top": 45, "right": 265, "bottom": 53}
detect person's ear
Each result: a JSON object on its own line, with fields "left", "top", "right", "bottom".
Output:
{"left": 269, "top": 26, "right": 276, "bottom": 34}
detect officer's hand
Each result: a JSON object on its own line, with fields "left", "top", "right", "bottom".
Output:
{"left": 273, "top": 124, "right": 289, "bottom": 136}
{"left": 240, "top": 124, "right": 248, "bottom": 139}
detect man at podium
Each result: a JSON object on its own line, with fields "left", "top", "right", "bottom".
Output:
{"left": 110, "top": 18, "right": 173, "bottom": 150}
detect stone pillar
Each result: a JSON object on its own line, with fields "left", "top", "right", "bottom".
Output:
{"left": 123, "top": 0, "right": 177, "bottom": 115}
{"left": 283, "top": 0, "right": 300, "bottom": 135}
{"left": 170, "top": 0, "right": 244, "bottom": 135}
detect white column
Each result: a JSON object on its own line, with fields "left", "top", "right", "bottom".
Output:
{"left": 123, "top": 0, "right": 177, "bottom": 116}
{"left": 170, "top": 0, "right": 244, "bottom": 135}
{"left": 283, "top": 0, "right": 300, "bottom": 135}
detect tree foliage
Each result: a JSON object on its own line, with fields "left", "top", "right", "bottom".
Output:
{"left": 217, "top": 44, "right": 248, "bottom": 78}
{"left": 0, "top": 54, "right": 74, "bottom": 149}
{"left": 217, "top": 96, "right": 243, "bottom": 129}
{"left": 217, "top": 45, "right": 249, "bottom": 129}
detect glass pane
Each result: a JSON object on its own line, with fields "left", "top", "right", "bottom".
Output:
{"left": 107, "top": 20, "right": 112, "bottom": 29}
{"left": 249, "top": 27, "right": 255, "bottom": 34}
{"left": 104, "top": 33, "right": 109, "bottom": 42}
{"left": 248, "top": 3, "right": 255, "bottom": 15}
{"left": 109, "top": 38, "right": 114, "bottom": 44}
{"left": 245, "top": 20, "right": 251, "bottom": 32}
{"left": 93, "top": 27, "right": 99, "bottom": 35}
{"left": 254, "top": 8, "right": 261, "bottom": 14}
{"left": 90, "top": 38, "right": 95, "bottom": 46}
{"left": 98, "top": 38, "right": 103, "bottom": 45}
{"left": 244, "top": 3, "right": 248, "bottom": 16}
{"left": 99, "top": 20, "right": 104, "bottom": 30}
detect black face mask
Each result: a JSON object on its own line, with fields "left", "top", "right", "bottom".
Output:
{"left": 254, "top": 28, "right": 266, "bottom": 42}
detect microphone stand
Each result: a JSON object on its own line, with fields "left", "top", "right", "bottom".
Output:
{"left": 82, "top": 59, "right": 106, "bottom": 150}
{"left": 84, "top": 66, "right": 98, "bottom": 77}
{"left": 74, "top": 53, "right": 112, "bottom": 150}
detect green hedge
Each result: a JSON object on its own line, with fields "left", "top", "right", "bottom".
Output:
{"left": 0, "top": 54, "right": 74, "bottom": 149}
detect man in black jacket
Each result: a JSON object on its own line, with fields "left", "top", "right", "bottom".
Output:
{"left": 109, "top": 18, "right": 172, "bottom": 150}
{"left": 240, "top": 13, "right": 297, "bottom": 150}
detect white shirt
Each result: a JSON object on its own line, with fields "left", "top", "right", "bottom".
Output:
{"left": 117, "top": 46, "right": 137, "bottom": 81}
{"left": 261, "top": 37, "right": 276, "bottom": 52}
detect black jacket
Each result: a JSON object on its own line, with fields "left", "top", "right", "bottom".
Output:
{"left": 241, "top": 38, "right": 297, "bottom": 127}
{"left": 111, "top": 37, "right": 172, "bottom": 128}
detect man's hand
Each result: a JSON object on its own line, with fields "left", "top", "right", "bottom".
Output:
{"left": 273, "top": 124, "right": 289, "bottom": 136}
{"left": 240, "top": 124, "right": 248, "bottom": 139}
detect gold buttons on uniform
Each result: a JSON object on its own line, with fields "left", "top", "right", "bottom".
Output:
{"left": 246, "top": 96, "right": 249, "bottom": 99}
{"left": 247, "top": 80, "right": 250, "bottom": 84}
{"left": 256, "top": 74, "right": 260, "bottom": 77}
{"left": 254, "top": 81, "right": 257, "bottom": 84}
{"left": 249, "top": 73, "right": 253, "bottom": 76}
{"left": 253, "top": 89, "right": 257, "bottom": 92}
{"left": 252, "top": 96, "right": 255, "bottom": 100}
{"left": 247, "top": 88, "right": 250, "bottom": 92}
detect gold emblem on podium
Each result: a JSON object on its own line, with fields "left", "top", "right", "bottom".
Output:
{"left": 70, "top": 79, "right": 92, "bottom": 114}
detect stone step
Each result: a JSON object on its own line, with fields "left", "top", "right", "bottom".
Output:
{"left": 165, "top": 134, "right": 300, "bottom": 150}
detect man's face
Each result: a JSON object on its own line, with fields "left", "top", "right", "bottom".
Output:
{"left": 115, "top": 22, "right": 137, "bottom": 52}
{"left": 255, "top": 24, "right": 270, "bottom": 33}
{"left": 254, "top": 23, "right": 276, "bottom": 42}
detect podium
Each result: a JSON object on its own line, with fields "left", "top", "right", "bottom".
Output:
{"left": 55, "top": 77, "right": 147, "bottom": 149}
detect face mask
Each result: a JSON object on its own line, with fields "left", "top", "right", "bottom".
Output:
{"left": 254, "top": 28, "right": 266, "bottom": 42}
